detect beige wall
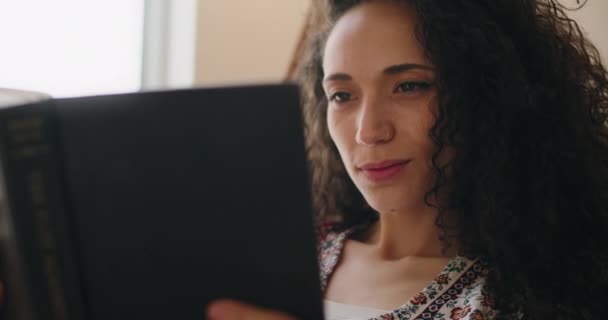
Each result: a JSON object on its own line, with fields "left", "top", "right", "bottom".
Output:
{"left": 193, "top": 1, "right": 607, "bottom": 86}
{"left": 194, "top": 0, "right": 309, "bottom": 86}
{"left": 569, "top": 1, "right": 608, "bottom": 63}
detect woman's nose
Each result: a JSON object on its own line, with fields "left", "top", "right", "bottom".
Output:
{"left": 355, "top": 98, "right": 395, "bottom": 146}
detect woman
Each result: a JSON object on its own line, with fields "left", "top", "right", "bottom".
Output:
{"left": 206, "top": 0, "right": 608, "bottom": 319}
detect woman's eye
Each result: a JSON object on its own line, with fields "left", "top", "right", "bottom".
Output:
{"left": 395, "top": 81, "right": 432, "bottom": 93}
{"left": 329, "top": 91, "right": 352, "bottom": 103}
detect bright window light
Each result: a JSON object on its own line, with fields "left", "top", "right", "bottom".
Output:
{"left": 0, "top": 1, "right": 144, "bottom": 98}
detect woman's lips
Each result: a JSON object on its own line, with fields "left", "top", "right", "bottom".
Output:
{"left": 360, "top": 160, "right": 411, "bottom": 182}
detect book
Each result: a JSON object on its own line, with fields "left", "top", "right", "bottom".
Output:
{"left": 0, "top": 84, "right": 324, "bottom": 320}
{"left": 0, "top": 88, "right": 50, "bottom": 108}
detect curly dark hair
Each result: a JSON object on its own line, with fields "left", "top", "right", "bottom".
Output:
{"left": 295, "top": 0, "right": 608, "bottom": 319}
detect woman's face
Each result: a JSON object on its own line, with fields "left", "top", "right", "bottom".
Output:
{"left": 322, "top": 1, "right": 439, "bottom": 214}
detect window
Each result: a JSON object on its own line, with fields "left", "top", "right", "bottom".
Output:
{"left": 0, "top": 1, "right": 145, "bottom": 97}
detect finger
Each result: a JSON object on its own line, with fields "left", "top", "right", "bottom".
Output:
{"left": 206, "top": 299, "right": 296, "bottom": 320}
{"left": 0, "top": 281, "right": 4, "bottom": 309}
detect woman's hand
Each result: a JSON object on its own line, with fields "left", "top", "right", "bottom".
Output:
{"left": 0, "top": 286, "right": 298, "bottom": 319}
{"left": 206, "top": 299, "right": 297, "bottom": 320}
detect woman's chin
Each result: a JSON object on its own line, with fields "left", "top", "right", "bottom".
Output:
{"left": 362, "top": 188, "right": 430, "bottom": 215}
{"left": 364, "top": 196, "right": 410, "bottom": 215}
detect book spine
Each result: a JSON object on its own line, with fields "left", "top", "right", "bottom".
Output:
{"left": 0, "top": 102, "right": 82, "bottom": 320}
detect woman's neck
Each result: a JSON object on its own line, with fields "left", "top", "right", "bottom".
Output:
{"left": 354, "top": 206, "right": 458, "bottom": 261}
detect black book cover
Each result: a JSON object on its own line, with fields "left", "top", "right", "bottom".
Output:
{"left": 0, "top": 85, "right": 324, "bottom": 320}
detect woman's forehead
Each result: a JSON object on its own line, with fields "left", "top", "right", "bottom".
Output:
{"left": 322, "top": 1, "right": 429, "bottom": 75}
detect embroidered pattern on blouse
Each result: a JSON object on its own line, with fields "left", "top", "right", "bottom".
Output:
{"left": 318, "top": 226, "right": 499, "bottom": 320}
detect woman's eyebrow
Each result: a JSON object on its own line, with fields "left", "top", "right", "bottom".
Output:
{"left": 323, "top": 63, "right": 433, "bottom": 83}
{"left": 383, "top": 63, "right": 434, "bottom": 75}
{"left": 323, "top": 73, "right": 352, "bottom": 82}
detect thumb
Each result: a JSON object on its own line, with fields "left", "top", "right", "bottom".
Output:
{"left": 206, "top": 299, "right": 297, "bottom": 320}
{"left": 0, "top": 281, "right": 4, "bottom": 309}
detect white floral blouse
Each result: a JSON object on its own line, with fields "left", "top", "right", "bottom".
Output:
{"left": 318, "top": 223, "right": 500, "bottom": 320}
